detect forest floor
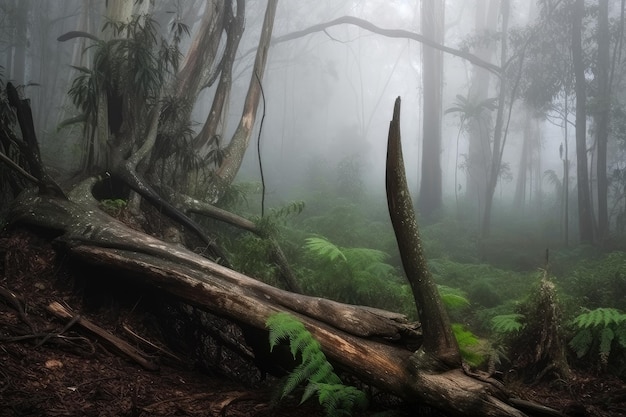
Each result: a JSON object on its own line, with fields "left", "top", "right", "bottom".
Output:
{"left": 1, "top": 228, "right": 625, "bottom": 417}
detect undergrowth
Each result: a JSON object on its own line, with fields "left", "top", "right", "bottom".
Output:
{"left": 266, "top": 312, "right": 367, "bottom": 417}
{"left": 569, "top": 307, "right": 626, "bottom": 373}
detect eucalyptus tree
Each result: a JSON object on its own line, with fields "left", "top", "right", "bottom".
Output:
{"left": 417, "top": 0, "right": 445, "bottom": 222}
{"left": 463, "top": 0, "right": 500, "bottom": 220}
{"left": 595, "top": 0, "right": 611, "bottom": 241}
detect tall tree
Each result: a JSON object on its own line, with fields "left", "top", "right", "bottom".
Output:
{"left": 595, "top": 0, "right": 611, "bottom": 241}
{"left": 418, "top": 0, "right": 444, "bottom": 221}
{"left": 572, "top": 0, "right": 594, "bottom": 243}
{"left": 465, "top": 0, "right": 499, "bottom": 220}
{"left": 481, "top": 0, "right": 511, "bottom": 238}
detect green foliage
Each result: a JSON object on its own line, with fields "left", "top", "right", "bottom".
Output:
{"left": 451, "top": 323, "right": 485, "bottom": 367}
{"left": 65, "top": 14, "right": 184, "bottom": 139}
{"left": 438, "top": 285, "right": 470, "bottom": 310}
{"left": 229, "top": 234, "right": 278, "bottom": 285}
{"left": 266, "top": 312, "right": 367, "bottom": 417}
{"left": 99, "top": 198, "right": 128, "bottom": 216}
{"left": 569, "top": 308, "right": 626, "bottom": 369}
{"left": 490, "top": 314, "right": 525, "bottom": 334}
{"left": 573, "top": 308, "right": 626, "bottom": 329}
{"left": 305, "top": 237, "right": 347, "bottom": 262}
{"left": 561, "top": 252, "right": 626, "bottom": 310}
{"left": 227, "top": 201, "right": 305, "bottom": 286}
{"left": 301, "top": 235, "right": 413, "bottom": 315}
{"left": 428, "top": 258, "right": 531, "bottom": 306}
{"left": 255, "top": 201, "right": 306, "bottom": 236}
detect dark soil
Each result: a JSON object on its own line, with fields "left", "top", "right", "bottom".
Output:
{"left": 1, "top": 229, "right": 625, "bottom": 417}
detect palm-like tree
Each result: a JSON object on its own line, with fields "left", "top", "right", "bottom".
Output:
{"left": 444, "top": 94, "right": 497, "bottom": 212}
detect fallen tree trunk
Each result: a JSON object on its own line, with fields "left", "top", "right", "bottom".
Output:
{"left": 0, "top": 90, "right": 562, "bottom": 415}
{"left": 8, "top": 188, "right": 552, "bottom": 416}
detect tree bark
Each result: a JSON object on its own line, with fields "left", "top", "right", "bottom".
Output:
{"left": 571, "top": 0, "right": 594, "bottom": 243}
{"left": 210, "top": 0, "right": 278, "bottom": 202}
{"left": 466, "top": 0, "right": 498, "bottom": 221}
{"left": 386, "top": 97, "right": 460, "bottom": 369}
{"left": 418, "top": 0, "right": 444, "bottom": 222}
{"left": 595, "top": 0, "right": 610, "bottom": 242}
{"left": 481, "top": 0, "right": 510, "bottom": 239}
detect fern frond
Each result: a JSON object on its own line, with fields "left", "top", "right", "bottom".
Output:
{"left": 305, "top": 237, "right": 347, "bottom": 263}
{"left": 283, "top": 360, "right": 316, "bottom": 397}
{"left": 569, "top": 328, "right": 592, "bottom": 358}
{"left": 291, "top": 331, "right": 317, "bottom": 358}
{"left": 599, "top": 327, "right": 615, "bottom": 359}
{"left": 343, "top": 247, "right": 388, "bottom": 268}
{"left": 265, "top": 312, "right": 367, "bottom": 416}
{"left": 452, "top": 324, "right": 485, "bottom": 366}
{"left": 615, "top": 326, "right": 626, "bottom": 349}
{"left": 269, "top": 200, "right": 306, "bottom": 218}
{"left": 491, "top": 314, "right": 525, "bottom": 334}
{"left": 266, "top": 312, "right": 306, "bottom": 349}
{"left": 573, "top": 308, "right": 626, "bottom": 329}
{"left": 443, "top": 294, "right": 471, "bottom": 310}
{"left": 438, "top": 286, "right": 470, "bottom": 310}
{"left": 316, "top": 383, "right": 368, "bottom": 417}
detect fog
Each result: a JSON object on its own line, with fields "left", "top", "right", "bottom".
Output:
{"left": 220, "top": 1, "right": 563, "bottom": 205}
{"left": 2, "top": 0, "right": 626, "bottom": 241}
{"left": 4, "top": 2, "right": 626, "bottom": 408}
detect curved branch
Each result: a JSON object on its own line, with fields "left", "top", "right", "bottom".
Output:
{"left": 57, "top": 30, "right": 100, "bottom": 42}
{"left": 249, "top": 15, "right": 501, "bottom": 76}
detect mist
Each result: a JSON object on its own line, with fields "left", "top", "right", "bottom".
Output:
{"left": 3, "top": 1, "right": 626, "bottom": 415}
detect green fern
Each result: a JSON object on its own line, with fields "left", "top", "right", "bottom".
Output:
{"left": 254, "top": 201, "right": 306, "bottom": 236}
{"left": 573, "top": 308, "right": 626, "bottom": 329}
{"left": 569, "top": 328, "right": 593, "bottom": 358}
{"left": 491, "top": 314, "right": 525, "bottom": 334}
{"left": 305, "top": 237, "right": 347, "bottom": 263}
{"left": 266, "top": 312, "right": 367, "bottom": 417}
{"left": 452, "top": 323, "right": 485, "bottom": 366}
{"left": 438, "top": 285, "right": 470, "bottom": 310}
{"left": 569, "top": 308, "right": 626, "bottom": 367}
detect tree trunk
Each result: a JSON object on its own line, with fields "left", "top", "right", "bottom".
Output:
{"left": 571, "top": 0, "right": 594, "bottom": 244}
{"left": 210, "top": 0, "right": 278, "bottom": 202}
{"left": 418, "top": 0, "right": 444, "bottom": 222}
{"left": 595, "top": 0, "right": 610, "bottom": 242}
{"left": 481, "top": 0, "right": 510, "bottom": 239}
{"left": 466, "top": 0, "right": 498, "bottom": 219}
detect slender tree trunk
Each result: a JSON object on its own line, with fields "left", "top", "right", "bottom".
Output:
{"left": 418, "top": 0, "right": 444, "bottom": 221}
{"left": 513, "top": 109, "right": 531, "bottom": 209}
{"left": 481, "top": 0, "right": 510, "bottom": 238}
{"left": 193, "top": 1, "right": 242, "bottom": 151}
{"left": 595, "top": 0, "right": 610, "bottom": 241}
{"left": 466, "top": 0, "right": 498, "bottom": 218}
{"left": 10, "top": 0, "right": 30, "bottom": 84}
{"left": 211, "top": 0, "right": 278, "bottom": 201}
{"left": 572, "top": 0, "right": 594, "bottom": 243}
{"left": 175, "top": 1, "right": 226, "bottom": 128}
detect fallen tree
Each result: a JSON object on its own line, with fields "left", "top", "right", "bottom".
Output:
{"left": 1, "top": 85, "right": 562, "bottom": 416}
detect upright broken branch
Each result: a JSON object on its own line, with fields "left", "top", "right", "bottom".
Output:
{"left": 385, "top": 96, "right": 461, "bottom": 369}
